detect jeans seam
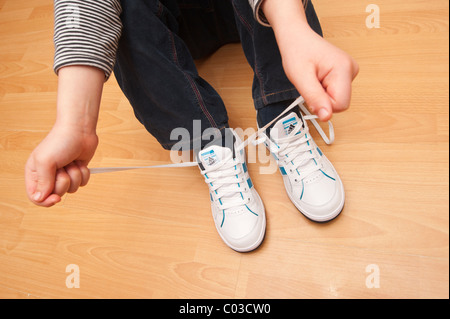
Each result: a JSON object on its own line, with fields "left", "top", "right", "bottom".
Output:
{"left": 231, "top": 0, "right": 267, "bottom": 105}
{"left": 253, "top": 58, "right": 267, "bottom": 105}
{"left": 167, "top": 29, "right": 218, "bottom": 129}
{"left": 254, "top": 88, "right": 299, "bottom": 104}
{"left": 184, "top": 73, "right": 218, "bottom": 128}
{"left": 231, "top": 0, "right": 253, "bottom": 34}
{"left": 156, "top": 1, "right": 164, "bottom": 18}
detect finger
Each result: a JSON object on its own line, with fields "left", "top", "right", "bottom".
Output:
{"left": 75, "top": 161, "right": 91, "bottom": 187}
{"left": 323, "top": 67, "right": 354, "bottom": 113}
{"left": 291, "top": 66, "right": 333, "bottom": 121}
{"left": 65, "top": 162, "right": 82, "bottom": 193}
{"left": 53, "top": 168, "right": 70, "bottom": 197}
{"left": 323, "top": 58, "right": 359, "bottom": 113}
{"left": 35, "top": 193, "right": 62, "bottom": 208}
{"left": 324, "top": 72, "right": 352, "bottom": 113}
{"left": 351, "top": 58, "right": 360, "bottom": 79}
{"left": 25, "top": 157, "right": 38, "bottom": 201}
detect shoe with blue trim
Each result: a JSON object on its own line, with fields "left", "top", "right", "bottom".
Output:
{"left": 197, "top": 129, "right": 266, "bottom": 252}
{"left": 261, "top": 110, "right": 345, "bottom": 222}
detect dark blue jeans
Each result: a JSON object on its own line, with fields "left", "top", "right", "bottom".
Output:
{"left": 114, "top": 0, "right": 322, "bottom": 150}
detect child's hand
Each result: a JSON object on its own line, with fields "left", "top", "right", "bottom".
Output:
{"left": 278, "top": 24, "right": 359, "bottom": 121}
{"left": 25, "top": 65, "right": 104, "bottom": 207}
{"left": 25, "top": 124, "right": 98, "bottom": 207}
{"left": 262, "top": 0, "right": 359, "bottom": 121}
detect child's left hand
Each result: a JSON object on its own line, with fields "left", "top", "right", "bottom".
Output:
{"left": 262, "top": 0, "right": 359, "bottom": 121}
{"left": 277, "top": 23, "right": 359, "bottom": 121}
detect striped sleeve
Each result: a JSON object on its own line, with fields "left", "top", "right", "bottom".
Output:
{"left": 247, "top": 0, "right": 270, "bottom": 27}
{"left": 53, "top": 0, "right": 122, "bottom": 80}
{"left": 248, "top": 0, "right": 310, "bottom": 27}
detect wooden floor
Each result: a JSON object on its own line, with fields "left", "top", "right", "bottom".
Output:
{"left": 0, "top": 0, "right": 448, "bottom": 299}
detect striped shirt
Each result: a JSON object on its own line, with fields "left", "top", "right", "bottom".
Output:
{"left": 53, "top": 0, "right": 266, "bottom": 80}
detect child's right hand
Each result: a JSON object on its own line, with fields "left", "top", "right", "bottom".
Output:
{"left": 25, "top": 65, "right": 104, "bottom": 207}
{"left": 25, "top": 124, "right": 98, "bottom": 207}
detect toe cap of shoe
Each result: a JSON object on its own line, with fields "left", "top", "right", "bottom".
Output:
{"left": 290, "top": 174, "right": 345, "bottom": 222}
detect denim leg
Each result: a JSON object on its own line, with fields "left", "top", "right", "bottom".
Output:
{"left": 114, "top": 0, "right": 230, "bottom": 151}
{"left": 230, "top": 0, "right": 323, "bottom": 127}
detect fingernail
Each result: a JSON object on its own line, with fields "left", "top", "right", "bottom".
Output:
{"left": 318, "top": 108, "right": 329, "bottom": 120}
{"left": 33, "top": 192, "right": 41, "bottom": 201}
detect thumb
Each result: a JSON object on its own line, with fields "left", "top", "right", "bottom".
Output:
{"left": 291, "top": 66, "right": 333, "bottom": 121}
{"left": 34, "top": 164, "right": 56, "bottom": 202}
{"left": 25, "top": 155, "right": 57, "bottom": 204}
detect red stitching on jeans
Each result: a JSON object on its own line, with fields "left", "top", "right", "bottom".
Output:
{"left": 168, "top": 30, "right": 217, "bottom": 128}
{"left": 185, "top": 74, "right": 217, "bottom": 128}
{"left": 231, "top": 1, "right": 253, "bottom": 34}
{"left": 232, "top": 0, "right": 267, "bottom": 105}
{"left": 156, "top": 1, "right": 164, "bottom": 18}
{"left": 168, "top": 28, "right": 179, "bottom": 65}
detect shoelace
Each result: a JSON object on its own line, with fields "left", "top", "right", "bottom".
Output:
{"left": 89, "top": 96, "right": 334, "bottom": 174}
{"left": 262, "top": 122, "right": 323, "bottom": 181}
{"left": 202, "top": 155, "right": 250, "bottom": 210}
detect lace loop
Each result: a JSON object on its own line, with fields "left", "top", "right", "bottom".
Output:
{"left": 202, "top": 156, "right": 250, "bottom": 210}
{"left": 270, "top": 123, "right": 323, "bottom": 179}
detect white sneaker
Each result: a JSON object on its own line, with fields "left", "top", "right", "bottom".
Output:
{"left": 260, "top": 109, "right": 345, "bottom": 222}
{"left": 197, "top": 129, "right": 266, "bottom": 252}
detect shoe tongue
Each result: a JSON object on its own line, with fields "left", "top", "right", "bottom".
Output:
{"left": 270, "top": 112, "right": 303, "bottom": 141}
{"left": 198, "top": 145, "right": 232, "bottom": 168}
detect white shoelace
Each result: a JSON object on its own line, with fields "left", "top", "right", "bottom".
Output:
{"left": 89, "top": 96, "right": 334, "bottom": 174}
{"left": 202, "top": 155, "right": 250, "bottom": 210}
{"left": 262, "top": 122, "right": 323, "bottom": 181}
